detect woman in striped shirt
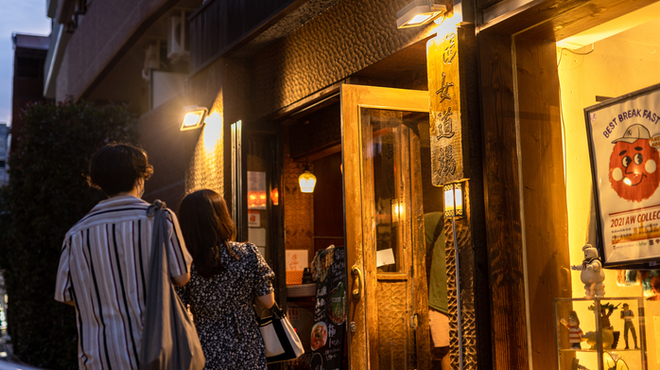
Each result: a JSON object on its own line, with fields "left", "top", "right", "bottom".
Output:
{"left": 55, "top": 143, "right": 193, "bottom": 369}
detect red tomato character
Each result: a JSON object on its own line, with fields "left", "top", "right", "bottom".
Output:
{"left": 609, "top": 124, "right": 660, "bottom": 202}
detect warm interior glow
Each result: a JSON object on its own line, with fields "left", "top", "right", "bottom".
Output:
{"left": 444, "top": 185, "right": 455, "bottom": 215}
{"left": 426, "top": 10, "right": 462, "bottom": 42}
{"left": 558, "top": 16, "right": 660, "bottom": 369}
{"left": 270, "top": 188, "right": 279, "bottom": 206}
{"left": 444, "top": 183, "right": 463, "bottom": 217}
{"left": 298, "top": 169, "right": 317, "bottom": 193}
{"left": 454, "top": 186, "right": 463, "bottom": 215}
{"left": 390, "top": 199, "right": 405, "bottom": 224}
{"left": 556, "top": 1, "right": 660, "bottom": 49}
{"left": 248, "top": 190, "right": 267, "bottom": 209}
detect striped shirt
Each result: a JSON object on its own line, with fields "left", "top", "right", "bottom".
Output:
{"left": 54, "top": 196, "right": 192, "bottom": 370}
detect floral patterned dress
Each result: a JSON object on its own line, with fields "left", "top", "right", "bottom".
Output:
{"left": 176, "top": 242, "right": 275, "bottom": 370}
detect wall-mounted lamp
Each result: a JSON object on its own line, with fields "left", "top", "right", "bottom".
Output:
{"left": 180, "top": 105, "right": 208, "bottom": 131}
{"left": 444, "top": 182, "right": 464, "bottom": 218}
{"left": 396, "top": 0, "right": 447, "bottom": 29}
{"left": 298, "top": 164, "right": 317, "bottom": 193}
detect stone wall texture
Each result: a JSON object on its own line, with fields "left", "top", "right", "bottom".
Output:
{"left": 247, "top": 0, "right": 432, "bottom": 120}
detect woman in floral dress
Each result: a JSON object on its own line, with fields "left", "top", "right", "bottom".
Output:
{"left": 176, "top": 189, "right": 275, "bottom": 370}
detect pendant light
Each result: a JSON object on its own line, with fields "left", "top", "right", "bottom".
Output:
{"left": 298, "top": 163, "right": 317, "bottom": 193}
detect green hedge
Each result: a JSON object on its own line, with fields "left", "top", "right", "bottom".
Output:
{"left": 0, "top": 100, "right": 138, "bottom": 369}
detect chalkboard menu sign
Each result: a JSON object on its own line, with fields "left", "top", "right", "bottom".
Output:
{"left": 310, "top": 245, "right": 347, "bottom": 370}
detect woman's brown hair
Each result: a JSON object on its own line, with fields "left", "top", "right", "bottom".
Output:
{"left": 178, "top": 189, "right": 238, "bottom": 278}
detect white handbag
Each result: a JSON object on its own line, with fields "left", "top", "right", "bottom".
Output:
{"left": 256, "top": 303, "right": 304, "bottom": 363}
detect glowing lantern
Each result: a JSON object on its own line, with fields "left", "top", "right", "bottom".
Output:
{"left": 298, "top": 165, "right": 317, "bottom": 193}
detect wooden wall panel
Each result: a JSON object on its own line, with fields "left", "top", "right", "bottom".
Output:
{"left": 459, "top": 24, "right": 494, "bottom": 370}
{"left": 312, "top": 152, "right": 344, "bottom": 254}
{"left": 376, "top": 281, "right": 410, "bottom": 369}
{"left": 288, "top": 102, "right": 341, "bottom": 160}
{"left": 479, "top": 31, "right": 530, "bottom": 370}
{"left": 282, "top": 125, "right": 315, "bottom": 254}
{"left": 514, "top": 33, "right": 572, "bottom": 369}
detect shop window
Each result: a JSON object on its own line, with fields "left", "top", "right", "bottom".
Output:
{"left": 557, "top": 8, "right": 660, "bottom": 369}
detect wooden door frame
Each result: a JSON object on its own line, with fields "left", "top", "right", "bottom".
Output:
{"left": 340, "top": 84, "right": 429, "bottom": 369}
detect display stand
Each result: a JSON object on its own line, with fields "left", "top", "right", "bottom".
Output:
{"left": 554, "top": 297, "right": 647, "bottom": 370}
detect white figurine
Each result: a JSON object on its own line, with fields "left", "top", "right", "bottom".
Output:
{"left": 571, "top": 244, "right": 606, "bottom": 298}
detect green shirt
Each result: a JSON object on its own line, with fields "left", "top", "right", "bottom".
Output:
{"left": 425, "top": 212, "right": 448, "bottom": 313}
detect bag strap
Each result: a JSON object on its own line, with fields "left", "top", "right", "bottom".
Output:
{"left": 147, "top": 199, "right": 172, "bottom": 264}
{"left": 271, "top": 302, "right": 284, "bottom": 318}
{"left": 265, "top": 303, "right": 299, "bottom": 363}
{"left": 146, "top": 199, "right": 166, "bottom": 218}
{"left": 256, "top": 301, "right": 284, "bottom": 322}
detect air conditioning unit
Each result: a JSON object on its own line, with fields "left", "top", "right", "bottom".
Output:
{"left": 167, "top": 10, "right": 189, "bottom": 62}
{"left": 142, "top": 42, "right": 161, "bottom": 81}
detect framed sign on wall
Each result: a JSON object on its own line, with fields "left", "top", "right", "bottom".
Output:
{"left": 585, "top": 83, "right": 660, "bottom": 267}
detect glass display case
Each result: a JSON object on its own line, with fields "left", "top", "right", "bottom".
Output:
{"left": 554, "top": 297, "right": 647, "bottom": 370}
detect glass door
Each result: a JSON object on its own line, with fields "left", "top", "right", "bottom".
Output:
{"left": 341, "top": 84, "right": 431, "bottom": 369}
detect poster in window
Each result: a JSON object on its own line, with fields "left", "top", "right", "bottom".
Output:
{"left": 585, "top": 83, "right": 660, "bottom": 267}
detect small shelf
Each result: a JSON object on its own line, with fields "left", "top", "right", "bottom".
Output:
{"left": 287, "top": 283, "right": 316, "bottom": 298}
{"left": 554, "top": 297, "right": 647, "bottom": 370}
{"left": 558, "top": 348, "right": 641, "bottom": 353}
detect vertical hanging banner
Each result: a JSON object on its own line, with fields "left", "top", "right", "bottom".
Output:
{"left": 585, "top": 83, "right": 660, "bottom": 267}
{"left": 427, "top": 29, "right": 467, "bottom": 186}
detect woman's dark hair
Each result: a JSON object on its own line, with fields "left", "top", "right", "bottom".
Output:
{"left": 88, "top": 143, "right": 153, "bottom": 196}
{"left": 178, "top": 189, "right": 238, "bottom": 278}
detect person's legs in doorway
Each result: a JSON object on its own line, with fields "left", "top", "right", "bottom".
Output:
{"left": 429, "top": 308, "right": 451, "bottom": 370}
